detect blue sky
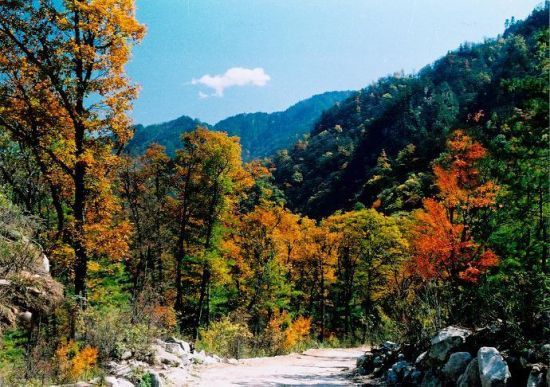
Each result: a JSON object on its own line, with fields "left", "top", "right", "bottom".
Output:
{"left": 128, "top": 0, "right": 542, "bottom": 125}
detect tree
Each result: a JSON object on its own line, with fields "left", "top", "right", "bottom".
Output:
{"left": 0, "top": 0, "right": 145, "bottom": 301}
{"left": 324, "top": 208, "right": 408, "bottom": 340}
{"left": 120, "top": 144, "right": 172, "bottom": 295}
{"left": 170, "top": 128, "right": 252, "bottom": 334}
{"left": 410, "top": 130, "right": 499, "bottom": 284}
{"left": 223, "top": 204, "right": 295, "bottom": 336}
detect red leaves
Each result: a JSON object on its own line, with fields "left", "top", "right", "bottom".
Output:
{"left": 410, "top": 131, "right": 499, "bottom": 284}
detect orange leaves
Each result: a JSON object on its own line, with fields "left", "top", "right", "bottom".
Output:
{"left": 283, "top": 316, "right": 312, "bottom": 350}
{"left": 55, "top": 340, "right": 98, "bottom": 382}
{"left": 410, "top": 130, "right": 499, "bottom": 284}
{"left": 265, "top": 311, "right": 312, "bottom": 353}
{"left": 411, "top": 198, "right": 498, "bottom": 282}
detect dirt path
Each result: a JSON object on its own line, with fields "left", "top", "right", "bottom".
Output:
{"left": 186, "top": 347, "right": 368, "bottom": 386}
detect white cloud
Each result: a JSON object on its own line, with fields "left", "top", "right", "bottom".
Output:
{"left": 192, "top": 67, "right": 270, "bottom": 97}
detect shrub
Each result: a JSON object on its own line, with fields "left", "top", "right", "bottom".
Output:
{"left": 54, "top": 339, "right": 98, "bottom": 382}
{"left": 196, "top": 317, "right": 253, "bottom": 359}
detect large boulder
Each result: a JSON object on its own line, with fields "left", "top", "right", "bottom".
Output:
{"left": 421, "top": 370, "right": 442, "bottom": 387}
{"left": 429, "top": 326, "right": 471, "bottom": 362}
{"left": 165, "top": 342, "right": 187, "bottom": 357}
{"left": 166, "top": 337, "right": 191, "bottom": 354}
{"left": 357, "top": 352, "right": 375, "bottom": 375}
{"left": 478, "top": 347, "right": 511, "bottom": 387}
{"left": 526, "top": 363, "right": 547, "bottom": 387}
{"left": 442, "top": 352, "right": 472, "bottom": 383}
{"left": 457, "top": 357, "right": 481, "bottom": 387}
{"left": 151, "top": 344, "right": 183, "bottom": 367}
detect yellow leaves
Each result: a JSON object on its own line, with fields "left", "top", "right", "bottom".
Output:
{"left": 283, "top": 316, "right": 312, "bottom": 351}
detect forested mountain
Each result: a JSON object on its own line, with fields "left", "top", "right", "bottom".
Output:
{"left": 214, "top": 91, "right": 353, "bottom": 160}
{"left": 127, "top": 115, "right": 211, "bottom": 156}
{"left": 272, "top": 6, "right": 549, "bottom": 218}
{"left": 127, "top": 91, "right": 352, "bottom": 160}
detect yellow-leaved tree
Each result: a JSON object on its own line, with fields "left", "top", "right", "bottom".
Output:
{"left": 0, "top": 1, "right": 145, "bottom": 301}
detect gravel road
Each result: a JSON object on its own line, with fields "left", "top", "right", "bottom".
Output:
{"left": 186, "top": 347, "right": 369, "bottom": 386}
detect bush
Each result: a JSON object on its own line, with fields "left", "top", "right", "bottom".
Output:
{"left": 196, "top": 317, "right": 253, "bottom": 359}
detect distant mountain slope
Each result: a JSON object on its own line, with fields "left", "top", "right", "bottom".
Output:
{"left": 127, "top": 115, "right": 210, "bottom": 157}
{"left": 126, "top": 91, "right": 353, "bottom": 160}
{"left": 272, "top": 4, "right": 548, "bottom": 218}
{"left": 214, "top": 91, "right": 353, "bottom": 160}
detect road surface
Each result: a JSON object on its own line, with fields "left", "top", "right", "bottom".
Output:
{"left": 186, "top": 347, "right": 368, "bottom": 386}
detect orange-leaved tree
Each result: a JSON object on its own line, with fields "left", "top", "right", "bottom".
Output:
{"left": 0, "top": 1, "right": 145, "bottom": 301}
{"left": 411, "top": 130, "right": 499, "bottom": 284}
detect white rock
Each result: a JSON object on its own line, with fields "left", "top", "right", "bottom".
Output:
{"left": 104, "top": 376, "right": 119, "bottom": 387}
{"left": 19, "top": 311, "right": 32, "bottom": 322}
{"left": 116, "top": 379, "right": 134, "bottom": 387}
{"left": 191, "top": 350, "right": 207, "bottom": 364}
{"left": 203, "top": 356, "right": 218, "bottom": 365}
{"left": 167, "top": 337, "right": 191, "bottom": 354}
{"left": 477, "top": 347, "right": 511, "bottom": 387}
{"left": 41, "top": 254, "right": 50, "bottom": 273}
{"left": 120, "top": 350, "right": 132, "bottom": 360}
{"left": 429, "top": 326, "right": 471, "bottom": 362}
{"left": 152, "top": 344, "right": 183, "bottom": 367}
{"left": 165, "top": 342, "right": 186, "bottom": 357}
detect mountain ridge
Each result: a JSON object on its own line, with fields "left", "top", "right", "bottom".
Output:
{"left": 126, "top": 90, "right": 353, "bottom": 160}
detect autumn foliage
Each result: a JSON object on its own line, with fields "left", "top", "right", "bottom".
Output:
{"left": 411, "top": 131, "right": 499, "bottom": 283}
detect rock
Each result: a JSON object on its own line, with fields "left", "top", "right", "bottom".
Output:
{"left": 18, "top": 310, "right": 32, "bottom": 323}
{"left": 104, "top": 376, "right": 119, "bottom": 387}
{"left": 0, "top": 279, "right": 11, "bottom": 286}
{"left": 151, "top": 344, "right": 183, "bottom": 367}
{"left": 149, "top": 370, "right": 163, "bottom": 387}
{"left": 166, "top": 337, "right": 192, "bottom": 354}
{"left": 382, "top": 341, "right": 400, "bottom": 351}
{"left": 191, "top": 350, "right": 207, "bottom": 364}
{"left": 117, "top": 379, "right": 134, "bottom": 387}
{"left": 356, "top": 352, "right": 375, "bottom": 374}
{"left": 391, "top": 360, "right": 411, "bottom": 380}
{"left": 527, "top": 364, "right": 546, "bottom": 387}
{"left": 416, "top": 351, "right": 428, "bottom": 366}
{"left": 226, "top": 358, "right": 239, "bottom": 365}
{"left": 421, "top": 370, "right": 442, "bottom": 387}
{"left": 203, "top": 356, "right": 218, "bottom": 365}
{"left": 404, "top": 368, "right": 423, "bottom": 385}
{"left": 120, "top": 350, "right": 132, "bottom": 360}
{"left": 429, "top": 326, "right": 471, "bottom": 362}
{"left": 41, "top": 254, "right": 50, "bottom": 273}
{"left": 457, "top": 357, "right": 480, "bottom": 387}
{"left": 107, "top": 361, "right": 132, "bottom": 377}
{"left": 386, "top": 368, "right": 398, "bottom": 384}
{"left": 442, "top": 352, "right": 472, "bottom": 382}
{"left": 478, "top": 347, "right": 511, "bottom": 387}
{"left": 165, "top": 342, "right": 186, "bottom": 357}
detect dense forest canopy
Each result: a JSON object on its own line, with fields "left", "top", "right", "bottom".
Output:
{"left": 0, "top": 1, "right": 547, "bottom": 385}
